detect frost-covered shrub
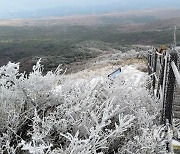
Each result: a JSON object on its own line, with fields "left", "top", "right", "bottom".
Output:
{"left": 0, "top": 60, "right": 63, "bottom": 153}
{"left": 0, "top": 60, "right": 161, "bottom": 154}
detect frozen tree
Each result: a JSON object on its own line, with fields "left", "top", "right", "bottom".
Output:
{"left": 0, "top": 52, "right": 162, "bottom": 153}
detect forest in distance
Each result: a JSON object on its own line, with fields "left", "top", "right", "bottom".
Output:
{"left": 0, "top": 11, "right": 179, "bottom": 73}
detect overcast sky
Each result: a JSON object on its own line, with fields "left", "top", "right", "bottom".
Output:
{"left": 0, "top": 0, "right": 180, "bottom": 12}
{"left": 0, "top": 0, "right": 117, "bottom": 11}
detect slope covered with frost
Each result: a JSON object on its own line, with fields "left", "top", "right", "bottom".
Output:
{"left": 0, "top": 50, "right": 162, "bottom": 154}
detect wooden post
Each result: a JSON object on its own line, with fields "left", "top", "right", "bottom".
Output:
{"left": 152, "top": 51, "right": 157, "bottom": 92}
{"left": 156, "top": 54, "right": 165, "bottom": 99}
{"left": 148, "top": 50, "right": 152, "bottom": 75}
{"left": 163, "top": 50, "right": 178, "bottom": 124}
{"left": 160, "top": 52, "right": 168, "bottom": 124}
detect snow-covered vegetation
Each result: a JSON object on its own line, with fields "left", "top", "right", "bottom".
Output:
{"left": 0, "top": 51, "right": 164, "bottom": 153}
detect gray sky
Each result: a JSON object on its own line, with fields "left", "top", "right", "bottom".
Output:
{"left": 0, "top": 0, "right": 180, "bottom": 12}
{"left": 0, "top": 0, "right": 119, "bottom": 11}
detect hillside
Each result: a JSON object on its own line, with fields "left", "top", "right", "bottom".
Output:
{"left": 0, "top": 8, "right": 179, "bottom": 74}
{"left": 0, "top": 21, "right": 179, "bottom": 73}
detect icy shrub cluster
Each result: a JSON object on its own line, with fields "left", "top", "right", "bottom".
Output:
{"left": 0, "top": 60, "right": 161, "bottom": 154}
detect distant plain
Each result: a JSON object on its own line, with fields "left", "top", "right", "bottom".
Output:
{"left": 0, "top": 8, "right": 179, "bottom": 73}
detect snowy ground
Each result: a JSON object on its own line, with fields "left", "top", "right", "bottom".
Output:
{"left": 0, "top": 50, "right": 163, "bottom": 154}
{"left": 62, "top": 64, "right": 147, "bottom": 89}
